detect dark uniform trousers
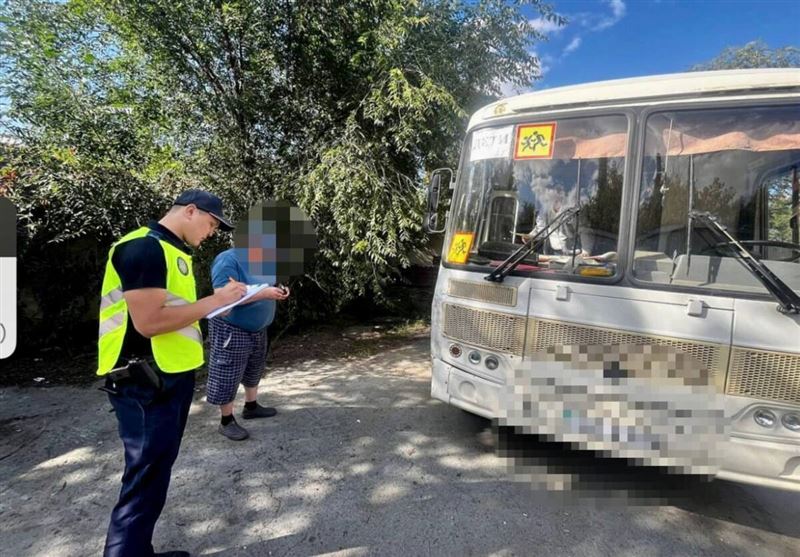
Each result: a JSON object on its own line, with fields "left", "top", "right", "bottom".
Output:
{"left": 104, "top": 370, "right": 195, "bottom": 557}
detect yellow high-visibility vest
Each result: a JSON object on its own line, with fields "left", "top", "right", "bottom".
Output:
{"left": 97, "top": 227, "right": 203, "bottom": 375}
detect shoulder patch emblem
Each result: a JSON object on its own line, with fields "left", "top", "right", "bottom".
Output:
{"left": 177, "top": 257, "right": 189, "bottom": 276}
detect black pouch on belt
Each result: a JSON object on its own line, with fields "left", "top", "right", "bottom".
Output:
{"left": 128, "top": 358, "right": 165, "bottom": 393}
{"left": 107, "top": 358, "right": 164, "bottom": 393}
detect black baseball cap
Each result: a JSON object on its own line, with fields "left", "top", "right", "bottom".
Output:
{"left": 173, "top": 189, "right": 234, "bottom": 231}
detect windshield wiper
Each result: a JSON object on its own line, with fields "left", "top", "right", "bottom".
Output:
{"left": 485, "top": 206, "right": 580, "bottom": 283}
{"left": 690, "top": 211, "right": 800, "bottom": 314}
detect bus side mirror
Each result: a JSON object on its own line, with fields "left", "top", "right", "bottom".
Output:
{"left": 424, "top": 168, "right": 452, "bottom": 234}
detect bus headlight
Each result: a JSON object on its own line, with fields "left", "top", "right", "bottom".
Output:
{"left": 781, "top": 413, "right": 800, "bottom": 432}
{"left": 485, "top": 355, "right": 499, "bottom": 371}
{"left": 753, "top": 409, "right": 776, "bottom": 428}
{"left": 468, "top": 351, "right": 481, "bottom": 365}
{"left": 449, "top": 344, "right": 462, "bottom": 358}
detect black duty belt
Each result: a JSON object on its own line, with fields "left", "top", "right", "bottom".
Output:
{"left": 101, "top": 358, "right": 165, "bottom": 396}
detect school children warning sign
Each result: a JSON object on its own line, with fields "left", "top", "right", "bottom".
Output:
{"left": 447, "top": 232, "right": 474, "bottom": 264}
{"left": 514, "top": 123, "right": 556, "bottom": 159}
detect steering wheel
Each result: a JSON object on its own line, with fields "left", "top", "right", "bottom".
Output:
{"left": 701, "top": 240, "right": 800, "bottom": 262}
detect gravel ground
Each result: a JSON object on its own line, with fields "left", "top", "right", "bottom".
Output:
{"left": 1, "top": 337, "right": 799, "bottom": 557}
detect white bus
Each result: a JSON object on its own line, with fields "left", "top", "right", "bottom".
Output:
{"left": 425, "top": 69, "right": 800, "bottom": 491}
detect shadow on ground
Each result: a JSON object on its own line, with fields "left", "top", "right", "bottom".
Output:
{"left": 1, "top": 338, "right": 798, "bottom": 556}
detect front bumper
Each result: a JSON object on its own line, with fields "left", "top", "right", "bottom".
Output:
{"left": 431, "top": 357, "right": 800, "bottom": 492}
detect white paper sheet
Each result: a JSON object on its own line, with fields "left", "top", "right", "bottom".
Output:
{"left": 470, "top": 125, "right": 513, "bottom": 161}
{"left": 206, "top": 283, "right": 271, "bottom": 319}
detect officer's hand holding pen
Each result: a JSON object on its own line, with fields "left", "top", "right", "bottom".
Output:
{"left": 215, "top": 277, "right": 248, "bottom": 305}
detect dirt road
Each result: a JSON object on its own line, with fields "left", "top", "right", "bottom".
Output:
{"left": 1, "top": 338, "right": 798, "bottom": 556}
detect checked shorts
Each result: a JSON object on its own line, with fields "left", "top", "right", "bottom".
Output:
{"left": 206, "top": 318, "right": 269, "bottom": 405}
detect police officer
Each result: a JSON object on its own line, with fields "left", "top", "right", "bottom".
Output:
{"left": 97, "top": 190, "right": 246, "bottom": 557}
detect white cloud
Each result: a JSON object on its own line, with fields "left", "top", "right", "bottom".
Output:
{"left": 594, "top": 0, "right": 626, "bottom": 31}
{"left": 499, "top": 80, "right": 524, "bottom": 97}
{"left": 539, "top": 54, "right": 554, "bottom": 76}
{"left": 570, "top": 1, "right": 627, "bottom": 32}
{"left": 529, "top": 17, "right": 563, "bottom": 36}
{"left": 563, "top": 37, "right": 582, "bottom": 56}
{"left": 531, "top": 1, "right": 625, "bottom": 85}
{"left": 496, "top": 51, "right": 551, "bottom": 97}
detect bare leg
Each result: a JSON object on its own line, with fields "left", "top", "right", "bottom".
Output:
{"left": 244, "top": 385, "right": 258, "bottom": 403}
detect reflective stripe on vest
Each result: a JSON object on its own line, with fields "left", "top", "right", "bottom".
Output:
{"left": 100, "top": 288, "right": 125, "bottom": 312}
{"left": 99, "top": 311, "right": 126, "bottom": 337}
{"left": 96, "top": 227, "right": 204, "bottom": 375}
{"left": 158, "top": 293, "right": 204, "bottom": 347}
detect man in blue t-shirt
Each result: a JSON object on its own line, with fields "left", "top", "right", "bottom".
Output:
{"left": 207, "top": 248, "right": 289, "bottom": 440}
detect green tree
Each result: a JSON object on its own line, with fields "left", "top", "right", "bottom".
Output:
{"left": 1, "top": 0, "right": 563, "bottom": 350}
{"left": 767, "top": 171, "right": 796, "bottom": 243}
{"left": 0, "top": 0, "right": 177, "bottom": 348}
{"left": 692, "top": 40, "right": 800, "bottom": 70}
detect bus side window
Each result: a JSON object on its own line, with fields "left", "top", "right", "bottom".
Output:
{"left": 763, "top": 165, "right": 800, "bottom": 251}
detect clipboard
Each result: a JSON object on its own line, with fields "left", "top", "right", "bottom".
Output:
{"left": 207, "top": 283, "right": 271, "bottom": 319}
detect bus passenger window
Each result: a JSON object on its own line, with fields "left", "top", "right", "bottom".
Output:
{"left": 633, "top": 106, "right": 800, "bottom": 295}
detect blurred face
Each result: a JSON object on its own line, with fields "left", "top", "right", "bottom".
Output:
{"left": 232, "top": 201, "right": 318, "bottom": 284}
{"left": 183, "top": 205, "right": 220, "bottom": 247}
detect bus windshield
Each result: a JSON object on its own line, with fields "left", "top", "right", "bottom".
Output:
{"left": 633, "top": 105, "right": 800, "bottom": 295}
{"left": 448, "top": 114, "right": 628, "bottom": 277}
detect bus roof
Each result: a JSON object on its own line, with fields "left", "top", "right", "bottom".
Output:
{"left": 469, "top": 69, "right": 800, "bottom": 130}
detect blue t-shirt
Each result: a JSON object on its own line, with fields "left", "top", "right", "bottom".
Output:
{"left": 211, "top": 248, "right": 276, "bottom": 332}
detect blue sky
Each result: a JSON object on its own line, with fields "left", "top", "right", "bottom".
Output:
{"left": 520, "top": 0, "right": 800, "bottom": 91}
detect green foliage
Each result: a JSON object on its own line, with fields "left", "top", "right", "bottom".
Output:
{"left": 0, "top": 0, "right": 559, "bottom": 352}
{"left": 692, "top": 40, "right": 800, "bottom": 70}
{"left": 0, "top": 0, "right": 178, "bottom": 347}
{"left": 285, "top": 122, "right": 429, "bottom": 311}
{"left": 767, "top": 173, "right": 796, "bottom": 243}
{"left": 580, "top": 160, "right": 623, "bottom": 236}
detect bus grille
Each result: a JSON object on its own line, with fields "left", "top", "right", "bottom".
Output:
{"left": 442, "top": 303, "right": 526, "bottom": 354}
{"left": 447, "top": 279, "right": 517, "bottom": 307}
{"left": 526, "top": 318, "right": 729, "bottom": 382}
{"left": 727, "top": 348, "right": 800, "bottom": 404}
{"left": 441, "top": 309, "right": 800, "bottom": 403}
